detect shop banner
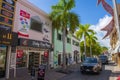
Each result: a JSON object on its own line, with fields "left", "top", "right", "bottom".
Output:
{"left": 18, "top": 10, "right": 30, "bottom": 37}
{"left": 0, "top": 29, "right": 18, "bottom": 46}
{"left": 18, "top": 38, "right": 52, "bottom": 49}
{"left": 17, "top": 50, "right": 23, "bottom": 58}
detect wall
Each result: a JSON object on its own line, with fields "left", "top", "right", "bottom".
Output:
{"left": 53, "top": 29, "right": 72, "bottom": 67}
{"left": 13, "top": 0, "right": 52, "bottom": 43}
{"left": 71, "top": 36, "right": 81, "bottom": 63}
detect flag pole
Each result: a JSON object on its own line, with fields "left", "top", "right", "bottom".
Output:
{"left": 112, "top": 0, "right": 120, "bottom": 41}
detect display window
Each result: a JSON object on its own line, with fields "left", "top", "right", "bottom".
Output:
{"left": 16, "top": 50, "right": 27, "bottom": 68}
{"left": 0, "top": 45, "right": 7, "bottom": 78}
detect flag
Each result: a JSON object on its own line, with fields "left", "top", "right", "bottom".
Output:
{"left": 97, "top": 0, "right": 114, "bottom": 16}
{"left": 102, "top": 0, "right": 114, "bottom": 16}
{"left": 97, "top": 0, "right": 103, "bottom": 5}
{"left": 97, "top": 0, "right": 114, "bottom": 39}
{"left": 101, "top": 18, "right": 114, "bottom": 39}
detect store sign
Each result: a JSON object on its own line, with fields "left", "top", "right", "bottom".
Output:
{"left": 3, "top": 0, "right": 15, "bottom": 6}
{"left": 18, "top": 10, "right": 30, "bottom": 37}
{"left": 0, "top": 9, "right": 14, "bottom": 18}
{"left": 0, "top": 29, "right": 18, "bottom": 46}
{"left": 0, "top": 24, "right": 11, "bottom": 31}
{"left": 44, "top": 51, "right": 48, "bottom": 58}
{"left": 20, "top": 10, "right": 30, "bottom": 19}
{"left": 31, "top": 41, "right": 51, "bottom": 48}
{"left": 0, "top": 0, "right": 16, "bottom": 31}
{"left": 17, "top": 50, "right": 23, "bottom": 58}
{"left": 18, "top": 38, "right": 52, "bottom": 49}
{"left": 2, "top": 2, "right": 14, "bottom": 12}
{"left": 0, "top": 16, "right": 13, "bottom": 25}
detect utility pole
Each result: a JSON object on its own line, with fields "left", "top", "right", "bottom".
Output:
{"left": 112, "top": 0, "right": 120, "bottom": 41}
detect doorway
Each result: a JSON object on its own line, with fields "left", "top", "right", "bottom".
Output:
{"left": 28, "top": 52, "right": 40, "bottom": 71}
{"left": 58, "top": 54, "right": 61, "bottom": 65}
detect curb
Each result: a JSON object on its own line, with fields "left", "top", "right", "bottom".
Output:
{"left": 111, "top": 65, "right": 120, "bottom": 80}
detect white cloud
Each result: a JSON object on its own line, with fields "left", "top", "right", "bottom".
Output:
{"left": 90, "top": 15, "right": 112, "bottom": 48}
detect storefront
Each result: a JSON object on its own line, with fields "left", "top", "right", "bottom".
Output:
{"left": 15, "top": 38, "right": 51, "bottom": 77}
{"left": 0, "top": 45, "right": 7, "bottom": 78}
{"left": 0, "top": 31, "right": 18, "bottom": 79}
{"left": 12, "top": 0, "right": 52, "bottom": 78}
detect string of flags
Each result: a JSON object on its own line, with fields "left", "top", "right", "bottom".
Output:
{"left": 97, "top": 0, "right": 114, "bottom": 39}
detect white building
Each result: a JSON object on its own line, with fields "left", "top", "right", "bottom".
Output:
{"left": 71, "top": 35, "right": 81, "bottom": 64}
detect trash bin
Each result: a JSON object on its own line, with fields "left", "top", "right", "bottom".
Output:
{"left": 37, "top": 65, "right": 46, "bottom": 80}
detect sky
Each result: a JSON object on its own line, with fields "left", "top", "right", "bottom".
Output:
{"left": 28, "top": 0, "right": 120, "bottom": 48}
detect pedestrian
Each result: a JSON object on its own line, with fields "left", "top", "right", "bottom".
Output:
{"left": 31, "top": 66, "right": 35, "bottom": 80}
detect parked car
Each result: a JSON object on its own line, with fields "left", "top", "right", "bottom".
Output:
{"left": 99, "top": 55, "right": 108, "bottom": 64}
{"left": 80, "top": 57, "right": 102, "bottom": 74}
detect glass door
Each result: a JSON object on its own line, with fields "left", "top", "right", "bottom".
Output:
{"left": 0, "top": 45, "right": 7, "bottom": 78}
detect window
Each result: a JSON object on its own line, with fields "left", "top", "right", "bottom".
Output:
{"left": 57, "top": 33, "right": 62, "bottom": 40}
{"left": 0, "top": 45, "right": 7, "bottom": 78}
{"left": 67, "top": 37, "right": 71, "bottom": 43}
{"left": 72, "top": 40, "right": 79, "bottom": 46}
{"left": 16, "top": 50, "right": 27, "bottom": 68}
{"left": 72, "top": 40, "right": 75, "bottom": 45}
{"left": 30, "top": 18, "right": 43, "bottom": 32}
{"left": 76, "top": 42, "right": 79, "bottom": 46}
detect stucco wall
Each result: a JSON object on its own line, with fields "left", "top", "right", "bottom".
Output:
{"left": 13, "top": 0, "right": 52, "bottom": 43}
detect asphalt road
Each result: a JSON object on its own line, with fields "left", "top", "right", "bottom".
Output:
{"left": 57, "top": 62, "right": 115, "bottom": 80}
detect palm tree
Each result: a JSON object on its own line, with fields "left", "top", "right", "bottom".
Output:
{"left": 75, "top": 24, "right": 94, "bottom": 58}
{"left": 86, "top": 32, "right": 98, "bottom": 57}
{"left": 49, "top": 0, "right": 80, "bottom": 69}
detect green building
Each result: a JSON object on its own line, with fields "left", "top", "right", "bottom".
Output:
{"left": 52, "top": 29, "right": 80, "bottom": 68}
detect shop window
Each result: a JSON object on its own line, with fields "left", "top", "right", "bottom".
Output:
{"left": 0, "top": 45, "right": 7, "bottom": 78}
{"left": 30, "top": 18, "right": 43, "bottom": 32}
{"left": 16, "top": 50, "right": 27, "bottom": 68}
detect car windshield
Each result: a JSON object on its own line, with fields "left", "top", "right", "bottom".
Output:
{"left": 99, "top": 56, "right": 107, "bottom": 59}
{"left": 84, "top": 58, "right": 98, "bottom": 63}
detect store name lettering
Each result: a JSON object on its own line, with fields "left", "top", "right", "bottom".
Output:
{"left": 1, "top": 9, "right": 13, "bottom": 18}
{"left": 20, "top": 10, "right": 30, "bottom": 19}
{"left": 32, "top": 41, "right": 51, "bottom": 48}
{"left": 2, "top": 33, "right": 12, "bottom": 40}
{"left": 2, "top": 3, "right": 14, "bottom": 12}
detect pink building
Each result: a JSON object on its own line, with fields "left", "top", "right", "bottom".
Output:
{"left": 5, "top": 0, "right": 52, "bottom": 79}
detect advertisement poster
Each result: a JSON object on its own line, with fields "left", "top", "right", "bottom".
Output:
{"left": 18, "top": 10, "right": 30, "bottom": 37}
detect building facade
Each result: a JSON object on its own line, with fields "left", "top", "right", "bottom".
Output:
{"left": 52, "top": 29, "right": 81, "bottom": 68}
{"left": 5, "top": 0, "right": 52, "bottom": 79}
{"left": 71, "top": 35, "right": 81, "bottom": 64}
{"left": 110, "top": 4, "right": 120, "bottom": 67}
{"left": 0, "top": 0, "right": 18, "bottom": 79}
{"left": 52, "top": 29, "right": 72, "bottom": 68}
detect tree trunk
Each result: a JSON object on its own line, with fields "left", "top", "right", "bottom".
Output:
{"left": 84, "top": 35, "right": 86, "bottom": 57}
{"left": 62, "top": 28, "right": 66, "bottom": 69}
{"left": 90, "top": 44, "right": 92, "bottom": 57}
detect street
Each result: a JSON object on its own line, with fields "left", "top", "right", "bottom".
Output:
{"left": 57, "top": 62, "right": 115, "bottom": 80}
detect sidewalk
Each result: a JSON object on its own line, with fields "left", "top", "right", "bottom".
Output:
{"left": 1, "top": 63, "right": 80, "bottom": 80}
{"left": 110, "top": 63, "right": 120, "bottom": 80}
